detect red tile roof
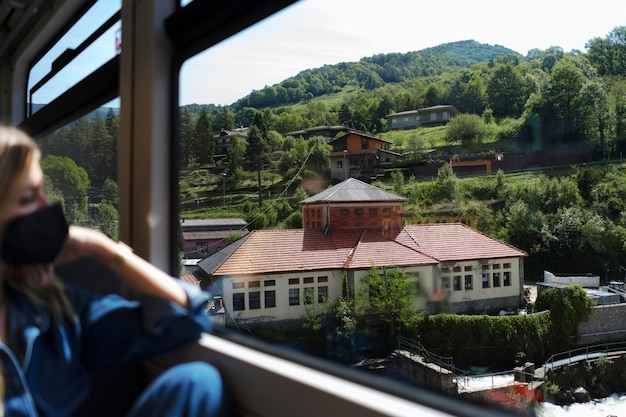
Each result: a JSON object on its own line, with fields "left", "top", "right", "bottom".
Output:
{"left": 346, "top": 230, "right": 436, "bottom": 269}
{"left": 213, "top": 223, "right": 527, "bottom": 277}
{"left": 213, "top": 229, "right": 363, "bottom": 276}
{"left": 402, "top": 223, "right": 527, "bottom": 262}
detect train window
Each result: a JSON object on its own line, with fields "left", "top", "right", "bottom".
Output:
{"left": 27, "top": 0, "right": 121, "bottom": 113}
{"left": 38, "top": 98, "right": 120, "bottom": 238}
{"left": 170, "top": 0, "right": 626, "bottom": 415}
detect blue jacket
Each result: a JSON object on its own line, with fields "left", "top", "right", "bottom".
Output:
{"left": 1, "top": 281, "right": 212, "bottom": 417}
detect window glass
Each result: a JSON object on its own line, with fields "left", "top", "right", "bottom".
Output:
{"left": 38, "top": 98, "right": 120, "bottom": 238}
{"left": 176, "top": 0, "right": 624, "bottom": 414}
{"left": 28, "top": 1, "right": 121, "bottom": 110}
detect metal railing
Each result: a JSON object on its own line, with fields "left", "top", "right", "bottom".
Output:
{"left": 396, "top": 336, "right": 536, "bottom": 390}
{"left": 397, "top": 336, "right": 472, "bottom": 384}
{"left": 543, "top": 341, "right": 626, "bottom": 371}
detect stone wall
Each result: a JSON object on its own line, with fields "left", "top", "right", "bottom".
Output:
{"left": 577, "top": 304, "right": 626, "bottom": 345}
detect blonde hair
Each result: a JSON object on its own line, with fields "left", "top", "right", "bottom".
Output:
{"left": 0, "top": 126, "right": 40, "bottom": 219}
{"left": 0, "top": 126, "right": 74, "bottom": 323}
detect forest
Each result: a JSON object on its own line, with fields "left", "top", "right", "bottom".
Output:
{"left": 38, "top": 27, "right": 626, "bottom": 281}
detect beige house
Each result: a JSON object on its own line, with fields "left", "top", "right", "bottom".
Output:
{"left": 386, "top": 105, "right": 460, "bottom": 130}
{"left": 199, "top": 179, "right": 527, "bottom": 327}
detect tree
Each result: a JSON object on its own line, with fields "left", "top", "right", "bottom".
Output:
{"left": 535, "top": 285, "right": 592, "bottom": 351}
{"left": 433, "top": 165, "right": 459, "bottom": 203}
{"left": 103, "top": 178, "right": 119, "bottom": 206}
{"left": 355, "top": 267, "right": 418, "bottom": 347}
{"left": 90, "top": 114, "right": 115, "bottom": 186}
{"left": 226, "top": 137, "right": 245, "bottom": 173}
{"left": 212, "top": 106, "right": 235, "bottom": 132}
{"left": 179, "top": 107, "right": 196, "bottom": 167}
{"left": 445, "top": 113, "right": 489, "bottom": 145}
{"left": 406, "top": 133, "right": 426, "bottom": 162}
{"left": 586, "top": 26, "right": 626, "bottom": 76}
{"left": 535, "top": 58, "right": 588, "bottom": 143}
{"left": 306, "top": 136, "right": 331, "bottom": 178}
{"left": 244, "top": 125, "right": 270, "bottom": 206}
{"left": 41, "top": 155, "right": 90, "bottom": 224}
{"left": 578, "top": 80, "right": 610, "bottom": 150}
{"left": 194, "top": 109, "right": 214, "bottom": 165}
{"left": 98, "top": 200, "right": 119, "bottom": 240}
{"left": 464, "top": 75, "right": 487, "bottom": 114}
{"left": 486, "top": 63, "right": 530, "bottom": 118}
{"left": 424, "top": 82, "right": 447, "bottom": 107}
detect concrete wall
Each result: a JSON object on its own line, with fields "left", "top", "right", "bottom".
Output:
{"left": 544, "top": 270, "right": 599, "bottom": 287}
{"left": 390, "top": 351, "right": 457, "bottom": 395}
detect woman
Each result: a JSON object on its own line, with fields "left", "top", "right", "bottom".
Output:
{"left": 0, "top": 126, "right": 226, "bottom": 416}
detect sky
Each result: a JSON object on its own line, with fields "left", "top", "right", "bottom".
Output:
{"left": 180, "top": 0, "right": 625, "bottom": 106}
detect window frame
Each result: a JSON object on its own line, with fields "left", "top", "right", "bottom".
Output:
{"left": 10, "top": 1, "right": 525, "bottom": 416}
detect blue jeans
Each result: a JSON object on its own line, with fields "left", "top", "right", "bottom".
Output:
{"left": 127, "top": 362, "right": 227, "bottom": 417}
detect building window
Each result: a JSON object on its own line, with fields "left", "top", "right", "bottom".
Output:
{"left": 233, "top": 293, "right": 245, "bottom": 311}
{"left": 249, "top": 291, "right": 261, "bottom": 309}
{"left": 318, "top": 276, "right": 328, "bottom": 283}
{"left": 361, "top": 138, "right": 369, "bottom": 149}
{"left": 354, "top": 208, "right": 363, "bottom": 216}
{"left": 265, "top": 290, "right": 276, "bottom": 308}
{"left": 464, "top": 265, "right": 472, "bottom": 272}
{"left": 232, "top": 282, "right": 244, "bottom": 289}
{"left": 249, "top": 281, "right": 260, "bottom": 288}
{"left": 340, "top": 209, "right": 349, "bottom": 217}
{"left": 482, "top": 273, "right": 490, "bottom": 288}
{"left": 503, "top": 263, "right": 511, "bottom": 269}
{"left": 503, "top": 272, "right": 511, "bottom": 286}
{"left": 493, "top": 272, "right": 501, "bottom": 287}
{"left": 464, "top": 275, "right": 473, "bottom": 290}
{"left": 493, "top": 264, "right": 501, "bottom": 270}
{"left": 382, "top": 207, "right": 392, "bottom": 216}
{"left": 442, "top": 277, "right": 450, "bottom": 291}
{"left": 369, "top": 208, "right": 378, "bottom": 216}
{"left": 304, "top": 287, "right": 314, "bottom": 304}
{"left": 453, "top": 266, "right": 461, "bottom": 272}
{"left": 304, "top": 277, "right": 314, "bottom": 284}
{"left": 453, "top": 276, "right": 461, "bottom": 291}
{"left": 264, "top": 279, "right": 275, "bottom": 287}
{"left": 482, "top": 264, "right": 490, "bottom": 271}
{"left": 441, "top": 267, "right": 450, "bottom": 273}
{"left": 289, "top": 278, "right": 299, "bottom": 285}
{"left": 318, "top": 286, "right": 328, "bottom": 303}
{"left": 289, "top": 288, "right": 300, "bottom": 305}
{"left": 337, "top": 160, "right": 342, "bottom": 168}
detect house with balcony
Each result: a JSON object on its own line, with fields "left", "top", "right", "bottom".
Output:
{"left": 329, "top": 131, "right": 402, "bottom": 181}
{"left": 197, "top": 178, "right": 527, "bottom": 329}
{"left": 215, "top": 127, "right": 249, "bottom": 155}
{"left": 386, "top": 105, "right": 460, "bottom": 130}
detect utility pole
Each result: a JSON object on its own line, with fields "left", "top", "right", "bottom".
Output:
{"left": 222, "top": 173, "right": 226, "bottom": 207}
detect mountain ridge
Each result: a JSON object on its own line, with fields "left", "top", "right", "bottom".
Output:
{"left": 230, "top": 40, "right": 518, "bottom": 110}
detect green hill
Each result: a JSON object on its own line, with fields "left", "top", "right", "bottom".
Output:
{"left": 231, "top": 40, "right": 518, "bottom": 110}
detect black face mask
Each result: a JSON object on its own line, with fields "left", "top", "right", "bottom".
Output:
{"left": 1, "top": 203, "right": 69, "bottom": 265}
